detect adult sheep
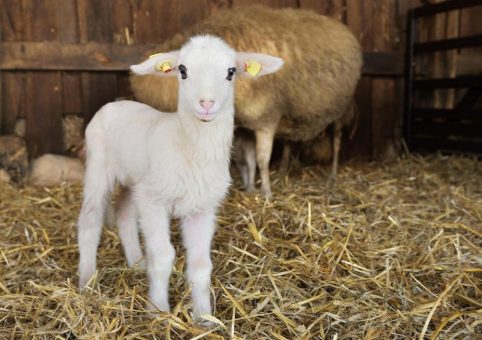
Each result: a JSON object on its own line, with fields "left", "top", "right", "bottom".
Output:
{"left": 131, "top": 5, "right": 362, "bottom": 198}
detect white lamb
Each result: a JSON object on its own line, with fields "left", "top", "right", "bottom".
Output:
{"left": 77, "top": 35, "right": 283, "bottom": 322}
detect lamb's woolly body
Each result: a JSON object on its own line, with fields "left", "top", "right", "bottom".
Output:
{"left": 86, "top": 101, "right": 232, "bottom": 217}
{"left": 130, "top": 6, "right": 362, "bottom": 142}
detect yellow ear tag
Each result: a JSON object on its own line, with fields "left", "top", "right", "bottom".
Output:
{"left": 244, "top": 60, "right": 262, "bottom": 77}
{"left": 155, "top": 60, "right": 173, "bottom": 73}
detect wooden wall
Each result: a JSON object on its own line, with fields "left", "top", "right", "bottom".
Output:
{"left": 0, "top": 0, "right": 478, "bottom": 159}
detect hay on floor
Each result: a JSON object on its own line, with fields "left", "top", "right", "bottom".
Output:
{"left": 0, "top": 154, "right": 481, "bottom": 339}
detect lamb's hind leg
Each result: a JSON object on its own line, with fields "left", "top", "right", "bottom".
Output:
{"left": 78, "top": 154, "right": 111, "bottom": 288}
{"left": 136, "top": 194, "right": 174, "bottom": 312}
{"left": 116, "top": 187, "right": 144, "bottom": 268}
{"left": 181, "top": 211, "right": 216, "bottom": 322}
{"left": 255, "top": 126, "right": 276, "bottom": 199}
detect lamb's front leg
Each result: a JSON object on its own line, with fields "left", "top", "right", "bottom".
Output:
{"left": 181, "top": 211, "right": 216, "bottom": 321}
{"left": 137, "top": 202, "right": 174, "bottom": 312}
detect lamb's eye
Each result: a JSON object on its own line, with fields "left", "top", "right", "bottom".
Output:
{"left": 178, "top": 64, "right": 187, "bottom": 79}
{"left": 226, "top": 67, "right": 236, "bottom": 81}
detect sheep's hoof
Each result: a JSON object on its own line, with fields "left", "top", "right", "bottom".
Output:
{"left": 246, "top": 185, "right": 256, "bottom": 193}
{"left": 263, "top": 192, "right": 273, "bottom": 200}
{"left": 326, "top": 173, "right": 337, "bottom": 188}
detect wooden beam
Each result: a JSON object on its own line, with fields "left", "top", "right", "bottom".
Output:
{"left": 0, "top": 42, "right": 158, "bottom": 71}
{"left": 1, "top": 42, "right": 408, "bottom": 76}
{"left": 362, "top": 52, "right": 404, "bottom": 76}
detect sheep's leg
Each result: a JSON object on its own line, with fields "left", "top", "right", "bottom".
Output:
{"left": 78, "top": 163, "right": 110, "bottom": 288}
{"left": 245, "top": 145, "right": 257, "bottom": 192}
{"left": 236, "top": 163, "right": 249, "bottom": 189}
{"left": 116, "top": 188, "right": 144, "bottom": 268}
{"left": 255, "top": 127, "right": 276, "bottom": 199}
{"left": 279, "top": 140, "right": 291, "bottom": 176}
{"left": 181, "top": 211, "right": 216, "bottom": 321}
{"left": 330, "top": 121, "right": 343, "bottom": 181}
{"left": 137, "top": 200, "right": 174, "bottom": 312}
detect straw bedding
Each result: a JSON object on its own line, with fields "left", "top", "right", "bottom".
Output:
{"left": 0, "top": 154, "right": 480, "bottom": 339}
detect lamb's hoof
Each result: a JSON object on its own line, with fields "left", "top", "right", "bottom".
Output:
{"left": 145, "top": 301, "right": 171, "bottom": 319}
{"left": 194, "top": 315, "right": 216, "bottom": 329}
{"left": 78, "top": 271, "right": 96, "bottom": 290}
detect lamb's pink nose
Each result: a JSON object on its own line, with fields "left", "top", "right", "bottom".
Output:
{"left": 200, "top": 99, "right": 215, "bottom": 110}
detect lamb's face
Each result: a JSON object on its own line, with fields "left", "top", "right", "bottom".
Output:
{"left": 130, "top": 35, "right": 284, "bottom": 122}
{"left": 177, "top": 36, "right": 237, "bottom": 122}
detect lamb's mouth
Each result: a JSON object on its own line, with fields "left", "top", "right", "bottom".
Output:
{"left": 196, "top": 112, "right": 216, "bottom": 122}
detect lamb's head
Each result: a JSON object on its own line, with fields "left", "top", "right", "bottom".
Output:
{"left": 131, "top": 35, "right": 283, "bottom": 122}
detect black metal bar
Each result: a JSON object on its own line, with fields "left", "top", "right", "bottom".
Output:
{"left": 456, "top": 88, "right": 482, "bottom": 110}
{"left": 412, "top": 120, "right": 482, "bottom": 138}
{"left": 413, "top": 108, "right": 482, "bottom": 121}
{"left": 413, "top": 0, "right": 482, "bottom": 18}
{"left": 414, "top": 75, "right": 482, "bottom": 89}
{"left": 414, "top": 34, "right": 482, "bottom": 53}
{"left": 411, "top": 136, "right": 482, "bottom": 154}
{"left": 404, "top": 10, "right": 416, "bottom": 150}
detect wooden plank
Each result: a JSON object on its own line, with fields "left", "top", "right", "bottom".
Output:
{"left": 0, "top": 0, "right": 25, "bottom": 134}
{"left": 232, "top": 0, "right": 297, "bottom": 8}
{"left": 363, "top": 52, "right": 404, "bottom": 76}
{"left": 344, "top": 1, "right": 373, "bottom": 159}
{"left": 345, "top": 0, "right": 364, "bottom": 44}
{"left": 1, "top": 42, "right": 405, "bottom": 75}
{"left": 208, "top": 0, "right": 232, "bottom": 12}
{"left": 54, "top": 0, "right": 83, "bottom": 116}
{"left": 24, "top": 0, "right": 64, "bottom": 157}
{"left": 0, "top": 42, "right": 159, "bottom": 71}
{"left": 25, "top": 72, "right": 64, "bottom": 156}
{"left": 299, "top": 0, "right": 346, "bottom": 21}
{"left": 77, "top": 0, "right": 117, "bottom": 124}
{"left": 370, "top": 0, "right": 401, "bottom": 159}
{"left": 133, "top": 0, "right": 211, "bottom": 43}
{"left": 62, "top": 72, "right": 83, "bottom": 114}
{"left": 116, "top": 73, "right": 132, "bottom": 99}
{"left": 1, "top": 73, "right": 26, "bottom": 134}
{"left": 112, "top": 0, "right": 134, "bottom": 45}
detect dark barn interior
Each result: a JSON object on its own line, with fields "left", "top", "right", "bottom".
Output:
{"left": 0, "top": 1, "right": 481, "bottom": 338}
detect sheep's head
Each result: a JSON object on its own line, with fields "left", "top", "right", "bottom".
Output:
{"left": 131, "top": 35, "right": 283, "bottom": 122}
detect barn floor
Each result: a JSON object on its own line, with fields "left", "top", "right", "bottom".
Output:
{"left": 0, "top": 154, "right": 481, "bottom": 339}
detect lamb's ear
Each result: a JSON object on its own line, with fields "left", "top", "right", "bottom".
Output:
{"left": 130, "top": 51, "right": 180, "bottom": 76}
{"left": 235, "top": 52, "right": 284, "bottom": 78}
